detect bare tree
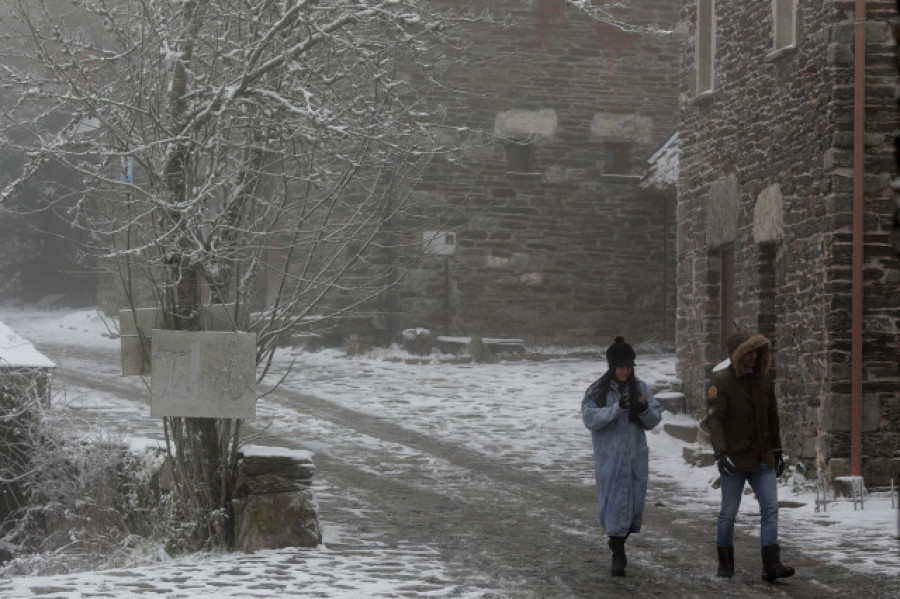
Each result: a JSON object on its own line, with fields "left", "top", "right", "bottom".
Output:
{"left": 0, "top": 0, "right": 469, "bottom": 549}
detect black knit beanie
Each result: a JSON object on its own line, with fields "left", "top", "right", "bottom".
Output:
{"left": 606, "top": 336, "right": 636, "bottom": 367}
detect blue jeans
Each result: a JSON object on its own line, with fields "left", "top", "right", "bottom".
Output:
{"left": 717, "top": 460, "right": 779, "bottom": 547}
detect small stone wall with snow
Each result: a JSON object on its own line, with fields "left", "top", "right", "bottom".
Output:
{"left": 0, "top": 322, "right": 56, "bottom": 529}
{"left": 232, "top": 453, "right": 322, "bottom": 552}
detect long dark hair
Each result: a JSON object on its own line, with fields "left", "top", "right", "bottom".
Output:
{"left": 593, "top": 367, "right": 639, "bottom": 407}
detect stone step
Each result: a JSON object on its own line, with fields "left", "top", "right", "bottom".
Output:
{"left": 435, "top": 336, "right": 527, "bottom": 355}
{"left": 655, "top": 391, "right": 685, "bottom": 413}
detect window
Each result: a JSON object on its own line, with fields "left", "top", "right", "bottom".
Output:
{"left": 703, "top": 243, "right": 736, "bottom": 362}
{"left": 695, "top": 0, "right": 716, "bottom": 95}
{"left": 603, "top": 141, "right": 631, "bottom": 175}
{"left": 504, "top": 141, "right": 534, "bottom": 172}
{"left": 757, "top": 243, "right": 779, "bottom": 342}
{"left": 773, "top": 0, "right": 797, "bottom": 51}
{"left": 717, "top": 244, "right": 734, "bottom": 358}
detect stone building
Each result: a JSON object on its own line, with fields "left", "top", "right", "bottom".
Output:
{"left": 386, "top": 0, "right": 682, "bottom": 346}
{"left": 92, "top": 1, "right": 682, "bottom": 351}
{"left": 677, "top": 0, "right": 899, "bottom": 485}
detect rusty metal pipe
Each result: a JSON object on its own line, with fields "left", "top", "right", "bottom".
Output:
{"left": 851, "top": 0, "right": 866, "bottom": 476}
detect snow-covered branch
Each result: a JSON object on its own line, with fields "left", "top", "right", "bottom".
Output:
{"left": 0, "top": 0, "right": 475, "bottom": 548}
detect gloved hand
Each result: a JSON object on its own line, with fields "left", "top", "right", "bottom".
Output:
{"left": 618, "top": 394, "right": 629, "bottom": 410}
{"left": 630, "top": 395, "right": 648, "bottom": 416}
{"left": 773, "top": 450, "right": 785, "bottom": 477}
{"left": 715, "top": 451, "right": 737, "bottom": 477}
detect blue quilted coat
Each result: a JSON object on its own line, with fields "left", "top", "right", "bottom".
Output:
{"left": 581, "top": 377, "right": 662, "bottom": 536}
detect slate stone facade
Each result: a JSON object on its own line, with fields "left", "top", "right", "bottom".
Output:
{"left": 388, "top": 0, "right": 681, "bottom": 346}
{"left": 677, "top": 0, "right": 900, "bottom": 485}
{"left": 94, "top": 2, "right": 681, "bottom": 349}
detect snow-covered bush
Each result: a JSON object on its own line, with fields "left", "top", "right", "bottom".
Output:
{"left": 0, "top": 382, "right": 183, "bottom": 576}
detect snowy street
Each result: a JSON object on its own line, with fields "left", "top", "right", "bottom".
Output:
{"left": 0, "top": 309, "right": 897, "bottom": 598}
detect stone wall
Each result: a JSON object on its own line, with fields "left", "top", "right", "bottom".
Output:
{"left": 232, "top": 454, "right": 321, "bottom": 552}
{"left": 677, "top": 0, "right": 900, "bottom": 485}
{"left": 93, "top": 1, "right": 681, "bottom": 349}
{"left": 388, "top": 0, "right": 681, "bottom": 346}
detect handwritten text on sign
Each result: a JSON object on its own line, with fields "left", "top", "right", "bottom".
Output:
{"left": 150, "top": 330, "right": 256, "bottom": 419}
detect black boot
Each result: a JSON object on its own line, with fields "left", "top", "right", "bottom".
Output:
{"left": 608, "top": 536, "right": 627, "bottom": 577}
{"left": 761, "top": 544, "right": 795, "bottom": 582}
{"left": 716, "top": 546, "right": 734, "bottom": 578}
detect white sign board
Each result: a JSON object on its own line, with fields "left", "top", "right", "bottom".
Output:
{"left": 150, "top": 330, "right": 256, "bottom": 419}
{"left": 120, "top": 308, "right": 163, "bottom": 376}
{"left": 423, "top": 230, "right": 456, "bottom": 256}
{"left": 120, "top": 306, "right": 242, "bottom": 376}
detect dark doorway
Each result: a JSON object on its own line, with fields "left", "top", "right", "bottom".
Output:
{"left": 719, "top": 243, "right": 735, "bottom": 357}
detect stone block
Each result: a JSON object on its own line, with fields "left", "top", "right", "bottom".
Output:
{"left": 795, "top": 435, "right": 818, "bottom": 460}
{"left": 590, "top": 112, "right": 653, "bottom": 144}
{"left": 494, "top": 109, "right": 558, "bottom": 139}
{"left": 827, "top": 42, "right": 854, "bottom": 66}
{"left": 234, "top": 473, "right": 310, "bottom": 495}
{"left": 232, "top": 453, "right": 320, "bottom": 552}
{"left": 235, "top": 455, "right": 315, "bottom": 486}
{"left": 436, "top": 336, "right": 468, "bottom": 354}
{"left": 833, "top": 475, "right": 866, "bottom": 499}
{"left": 655, "top": 391, "right": 686, "bottom": 413}
{"left": 664, "top": 422, "right": 698, "bottom": 443}
{"left": 753, "top": 184, "right": 784, "bottom": 243}
{"left": 484, "top": 338, "right": 526, "bottom": 355}
{"left": 233, "top": 490, "right": 321, "bottom": 552}
{"left": 510, "top": 253, "right": 530, "bottom": 269}
{"left": 683, "top": 446, "right": 716, "bottom": 468}
{"left": 402, "top": 329, "right": 434, "bottom": 355}
{"left": 290, "top": 333, "right": 324, "bottom": 353}
{"left": 435, "top": 336, "right": 526, "bottom": 357}
{"left": 705, "top": 174, "right": 740, "bottom": 248}
{"left": 861, "top": 457, "right": 900, "bottom": 487}
{"left": 823, "top": 394, "right": 883, "bottom": 432}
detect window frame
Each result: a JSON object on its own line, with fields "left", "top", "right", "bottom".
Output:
{"left": 695, "top": 0, "right": 716, "bottom": 96}
{"left": 772, "top": 0, "right": 798, "bottom": 52}
{"left": 503, "top": 139, "right": 536, "bottom": 173}
{"left": 602, "top": 140, "right": 632, "bottom": 176}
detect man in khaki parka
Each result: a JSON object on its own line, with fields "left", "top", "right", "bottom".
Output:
{"left": 706, "top": 330, "right": 795, "bottom": 582}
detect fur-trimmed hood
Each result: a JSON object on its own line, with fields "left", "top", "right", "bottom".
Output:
{"left": 728, "top": 331, "right": 771, "bottom": 377}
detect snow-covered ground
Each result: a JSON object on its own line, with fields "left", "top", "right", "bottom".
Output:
{"left": 261, "top": 334, "right": 899, "bottom": 579}
{"left": 0, "top": 308, "right": 897, "bottom": 597}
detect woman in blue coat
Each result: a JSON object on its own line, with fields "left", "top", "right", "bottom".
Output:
{"left": 581, "top": 336, "right": 662, "bottom": 576}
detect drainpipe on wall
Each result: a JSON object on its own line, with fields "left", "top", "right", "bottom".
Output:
{"left": 851, "top": 0, "right": 866, "bottom": 477}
